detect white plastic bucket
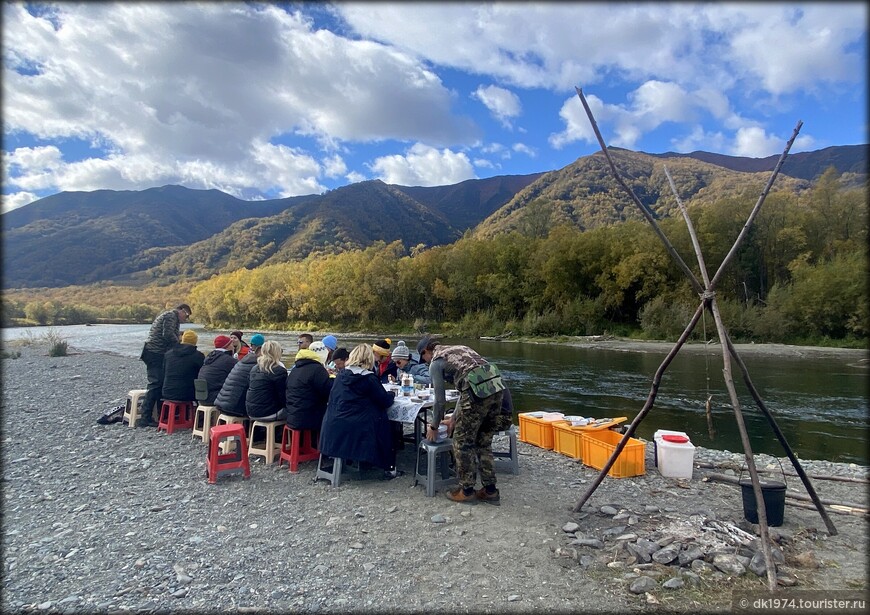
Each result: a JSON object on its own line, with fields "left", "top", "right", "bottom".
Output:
{"left": 657, "top": 439, "right": 696, "bottom": 478}
{"left": 653, "top": 429, "right": 690, "bottom": 467}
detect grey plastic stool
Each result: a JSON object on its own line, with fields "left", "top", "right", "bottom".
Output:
{"left": 414, "top": 438, "right": 457, "bottom": 497}
{"left": 314, "top": 454, "right": 343, "bottom": 487}
{"left": 492, "top": 424, "right": 520, "bottom": 475}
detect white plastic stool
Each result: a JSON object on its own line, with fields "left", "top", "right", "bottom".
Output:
{"left": 247, "top": 419, "right": 284, "bottom": 464}
{"left": 123, "top": 389, "right": 147, "bottom": 428}
{"left": 414, "top": 438, "right": 457, "bottom": 497}
{"left": 191, "top": 405, "right": 219, "bottom": 443}
{"left": 492, "top": 425, "right": 520, "bottom": 475}
{"left": 314, "top": 454, "right": 344, "bottom": 487}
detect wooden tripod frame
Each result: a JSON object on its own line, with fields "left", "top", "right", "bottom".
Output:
{"left": 570, "top": 87, "right": 837, "bottom": 593}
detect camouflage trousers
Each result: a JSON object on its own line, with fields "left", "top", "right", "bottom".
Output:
{"left": 451, "top": 388, "right": 504, "bottom": 490}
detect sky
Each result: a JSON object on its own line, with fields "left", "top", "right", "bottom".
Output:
{"left": 1, "top": 2, "right": 867, "bottom": 214}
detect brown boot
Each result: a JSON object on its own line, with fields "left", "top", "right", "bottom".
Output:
{"left": 445, "top": 488, "right": 478, "bottom": 504}
{"left": 475, "top": 487, "right": 501, "bottom": 506}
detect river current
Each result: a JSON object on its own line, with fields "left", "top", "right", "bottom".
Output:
{"left": 3, "top": 324, "right": 867, "bottom": 465}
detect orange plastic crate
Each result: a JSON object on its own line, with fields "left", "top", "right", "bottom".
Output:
{"left": 553, "top": 422, "right": 585, "bottom": 460}
{"left": 581, "top": 430, "right": 646, "bottom": 478}
{"left": 518, "top": 414, "right": 567, "bottom": 450}
{"left": 552, "top": 417, "right": 630, "bottom": 461}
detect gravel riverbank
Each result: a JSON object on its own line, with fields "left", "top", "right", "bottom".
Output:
{"left": 2, "top": 343, "right": 867, "bottom": 614}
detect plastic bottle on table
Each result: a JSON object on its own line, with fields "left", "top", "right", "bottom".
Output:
{"left": 401, "top": 372, "right": 414, "bottom": 397}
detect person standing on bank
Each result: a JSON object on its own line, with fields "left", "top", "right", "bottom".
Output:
{"left": 138, "top": 303, "right": 191, "bottom": 427}
{"left": 417, "top": 336, "right": 506, "bottom": 505}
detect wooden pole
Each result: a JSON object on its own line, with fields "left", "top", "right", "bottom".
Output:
{"left": 708, "top": 296, "right": 778, "bottom": 590}
{"left": 721, "top": 331, "right": 839, "bottom": 535}
{"left": 664, "top": 165, "right": 775, "bottom": 588}
{"left": 710, "top": 122, "right": 803, "bottom": 288}
{"left": 574, "top": 87, "right": 704, "bottom": 295}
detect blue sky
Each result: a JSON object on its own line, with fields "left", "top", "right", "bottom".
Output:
{"left": 2, "top": 2, "right": 867, "bottom": 213}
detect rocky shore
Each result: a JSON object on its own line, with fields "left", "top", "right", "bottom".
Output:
{"left": 2, "top": 343, "right": 867, "bottom": 614}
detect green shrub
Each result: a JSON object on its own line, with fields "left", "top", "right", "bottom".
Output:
{"left": 44, "top": 328, "right": 69, "bottom": 357}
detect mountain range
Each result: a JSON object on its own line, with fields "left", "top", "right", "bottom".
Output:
{"left": 2, "top": 144, "right": 865, "bottom": 290}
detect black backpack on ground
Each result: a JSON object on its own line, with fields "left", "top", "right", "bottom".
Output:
{"left": 96, "top": 403, "right": 126, "bottom": 425}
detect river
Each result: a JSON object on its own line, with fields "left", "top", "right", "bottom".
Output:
{"left": 3, "top": 324, "right": 868, "bottom": 465}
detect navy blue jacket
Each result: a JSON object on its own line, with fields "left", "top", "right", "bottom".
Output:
{"left": 162, "top": 344, "right": 205, "bottom": 402}
{"left": 319, "top": 367, "right": 396, "bottom": 469}
{"left": 285, "top": 357, "right": 334, "bottom": 431}
{"left": 198, "top": 350, "right": 237, "bottom": 405}
{"left": 215, "top": 353, "right": 257, "bottom": 416}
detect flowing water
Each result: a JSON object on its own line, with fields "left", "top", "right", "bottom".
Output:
{"left": 4, "top": 324, "right": 867, "bottom": 464}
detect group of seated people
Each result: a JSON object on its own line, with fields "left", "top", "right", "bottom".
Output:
{"left": 158, "top": 332, "right": 433, "bottom": 479}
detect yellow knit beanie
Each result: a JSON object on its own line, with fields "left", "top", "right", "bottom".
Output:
{"left": 181, "top": 330, "right": 198, "bottom": 345}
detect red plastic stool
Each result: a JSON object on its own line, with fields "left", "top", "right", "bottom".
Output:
{"left": 278, "top": 425, "right": 320, "bottom": 473}
{"left": 206, "top": 424, "right": 251, "bottom": 484}
{"left": 157, "top": 400, "right": 195, "bottom": 434}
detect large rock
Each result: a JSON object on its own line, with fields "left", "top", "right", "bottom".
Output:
{"left": 712, "top": 554, "right": 746, "bottom": 576}
{"left": 628, "top": 576, "right": 658, "bottom": 594}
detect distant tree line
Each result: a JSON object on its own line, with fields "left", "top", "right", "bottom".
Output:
{"left": 4, "top": 170, "right": 866, "bottom": 347}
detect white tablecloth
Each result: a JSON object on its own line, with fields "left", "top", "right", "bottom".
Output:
{"left": 384, "top": 385, "right": 458, "bottom": 424}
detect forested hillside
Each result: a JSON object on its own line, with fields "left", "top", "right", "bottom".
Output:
{"left": 473, "top": 150, "right": 808, "bottom": 238}
{"left": 178, "top": 169, "right": 866, "bottom": 345}
{"left": 7, "top": 168, "right": 863, "bottom": 347}
{"left": 3, "top": 145, "right": 866, "bottom": 346}
{"left": 2, "top": 174, "right": 542, "bottom": 288}
{"left": 1, "top": 185, "right": 301, "bottom": 287}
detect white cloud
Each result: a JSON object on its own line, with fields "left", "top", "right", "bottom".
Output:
{"left": 2, "top": 191, "right": 39, "bottom": 214}
{"left": 719, "top": 4, "right": 866, "bottom": 95}
{"left": 1, "top": 3, "right": 480, "bottom": 199}
{"left": 474, "top": 158, "right": 496, "bottom": 169}
{"left": 336, "top": 4, "right": 866, "bottom": 95}
{"left": 549, "top": 92, "right": 610, "bottom": 149}
{"left": 512, "top": 143, "right": 536, "bottom": 157}
{"left": 369, "top": 143, "right": 476, "bottom": 186}
{"left": 550, "top": 80, "right": 801, "bottom": 153}
{"left": 472, "top": 85, "right": 522, "bottom": 128}
{"left": 345, "top": 171, "right": 367, "bottom": 184}
{"left": 480, "top": 143, "right": 508, "bottom": 156}
{"left": 322, "top": 154, "right": 347, "bottom": 179}
{"left": 670, "top": 126, "right": 728, "bottom": 154}
{"left": 731, "top": 126, "right": 785, "bottom": 158}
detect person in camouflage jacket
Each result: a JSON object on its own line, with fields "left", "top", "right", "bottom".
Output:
{"left": 138, "top": 304, "right": 191, "bottom": 427}
{"left": 417, "top": 336, "right": 505, "bottom": 505}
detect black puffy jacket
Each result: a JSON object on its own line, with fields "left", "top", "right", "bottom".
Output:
{"left": 285, "top": 355, "right": 334, "bottom": 430}
{"left": 215, "top": 353, "right": 257, "bottom": 416}
{"left": 246, "top": 363, "right": 288, "bottom": 419}
{"left": 162, "top": 344, "right": 205, "bottom": 402}
{"left": 198, "top": 350, "right": 237, "bottom": 405}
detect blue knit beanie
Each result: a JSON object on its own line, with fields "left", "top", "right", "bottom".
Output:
{"left": 322, "top": 335, "right": 337, "bottom": 350}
